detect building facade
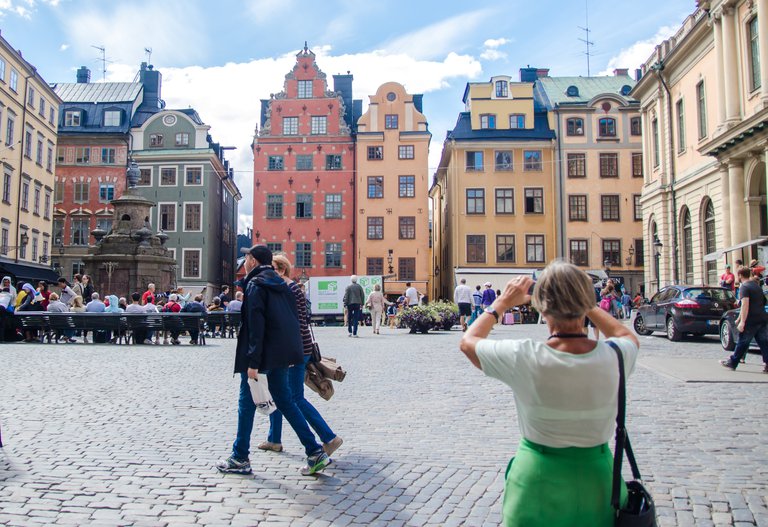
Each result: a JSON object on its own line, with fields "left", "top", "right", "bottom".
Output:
{"left": 356, "top": 82, "right": 431, "bottom": 297}
{"left": 430, "top": 72, "right": 557, "bottom": 300}
{"left": 536, "top": 70, "right": 645, "bottom": 294}
{"left": 0, "top": 32, "right": 61, "bottom": 284}
{"left": 253, "top": 45, "right": 361, "bottom": 280}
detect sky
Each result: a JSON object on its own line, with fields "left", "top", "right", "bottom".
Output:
{"left": 1, "top": 0, "right": 695, "bottom": 233}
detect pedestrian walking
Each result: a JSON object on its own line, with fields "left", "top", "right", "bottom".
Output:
{"left": 216, "top": 245, "right": 330, "bottom": 476}
{"left": 620, "top": 290, "right": 632, "bottom": 319}
{"left": 459, "top": 261, "right": 639, "bottom": 526}
{"left": 468, "top": 285, "right": 483, "bottom": 325}
{"left": 343, "top": 275, "right": 365, "bottom": 337}
{"left": 481, "top": 282, "right": 496, "bottom": 308}
{"left": 365, "top": 283, "right": 390, "bottom": 334}
{"left": 720, "top": 266, "right": 768, "bottom": 373}
{"left": 454, "top": 278, "right": 473, "bottom": 331}
{"left": 404, "top": 282, "right": 419, "bottom": 307}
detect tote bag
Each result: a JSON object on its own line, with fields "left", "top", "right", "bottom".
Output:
{"left": 247, "top": 374, "right": 276, "bottom": 415}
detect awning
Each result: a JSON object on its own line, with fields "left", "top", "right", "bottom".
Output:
{"left": 0, "top": 261, "right": 60, "bottom": 285}
{"left": 703, "top": 237, "right": 768, "bottom": 262}
{"left": 453, "top": 267, "right": 538, "bottom": 289}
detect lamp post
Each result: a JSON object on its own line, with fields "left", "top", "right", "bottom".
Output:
{"left": 653, "top": 236, "right": 663, "bottom": 293}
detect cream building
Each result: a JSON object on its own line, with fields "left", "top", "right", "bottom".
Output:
{"left": 633, "top": 1, "right": 768, "bottom": 294}
{"left": 356, "top": 82, "right": 431, "bottom": 298}
{"left": 0, "top": 33, "right": 61, "bottom": 284}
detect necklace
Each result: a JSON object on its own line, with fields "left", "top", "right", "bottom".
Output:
{"left": 548, "top": 332, "right": 588, "bottom": 339}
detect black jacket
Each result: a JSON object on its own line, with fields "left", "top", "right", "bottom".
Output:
{"left": 234, "top": 265, "right": 303, "bottom": 373}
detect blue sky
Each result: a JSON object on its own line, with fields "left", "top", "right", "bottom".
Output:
{"left": 1, "top": 0, "right": 694, "bottom": 231}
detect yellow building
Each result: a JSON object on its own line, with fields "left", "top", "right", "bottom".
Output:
{"left": 356, "top": 82, "right": 431, "bottom": 297}
{"left": 0, "top": 33, "right": 61, "bottom": 283}
{"left": 430, "top": 72, "right": 557, "bottom": 300}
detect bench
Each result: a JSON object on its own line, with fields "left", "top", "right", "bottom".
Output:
{"left": 205, "top": 311, "right": 241, "bottom": 338}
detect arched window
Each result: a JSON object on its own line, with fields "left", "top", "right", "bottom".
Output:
{"left": 682, "top": 208, "right": 693, "bottom": 283}
{"left": 566, "top": 118, "right": 584, "bottom": 136}
{"left": 703, "top": 199, "right": 717, "bottom": 284}
{"left": 650, "top": 220, "right": 659, "bottom": 289}
{"left": 599, "top": 117, "right": 616, "bottom": 137}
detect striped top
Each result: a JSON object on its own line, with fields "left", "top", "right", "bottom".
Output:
{"left": 288, "top": 281, "right": 313, "bottom": 355}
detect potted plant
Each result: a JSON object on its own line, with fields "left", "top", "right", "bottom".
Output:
{"left": 432, "top": 301, "right": 459, "bottom": 330}
{"left": 397, "top": 304, "right": 436, "bottom": 334}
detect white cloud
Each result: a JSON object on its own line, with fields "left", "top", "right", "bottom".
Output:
{"left": 59, "top": 43, "right": 68, "bottom": 51}
{"left": 0, "top": 0, "right": 58, "bottom": 18}
{"left": 246, "top": 0, "right": 293, "bottom": 25}
{"left": 484, "top": 38, "right": 510, "bottom": 49}
{"left": 598, "top": 25, "right": 678, "bottom": 76}
{"left": 480, "top": 36, "right": 511, "bottom": 61}
{"left": 480, "top": 49, "right": 507, "bottom": 61}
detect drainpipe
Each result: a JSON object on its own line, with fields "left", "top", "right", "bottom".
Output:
{"left": 14, "top": 72, "right": 34, "bottom": 264}
{"left": 555, "top": 110, "right": 566, "bottom": 259}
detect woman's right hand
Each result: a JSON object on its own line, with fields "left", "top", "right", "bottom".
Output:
{"left": 495, "top": 276, "right": 534, "bottom": 312}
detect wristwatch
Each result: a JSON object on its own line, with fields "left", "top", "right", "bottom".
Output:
{"left": 484, "top": 306, "right": 500, "bottom": 323}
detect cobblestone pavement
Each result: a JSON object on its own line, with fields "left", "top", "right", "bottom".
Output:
{"left": 1, "top": 320, "right": 767, "bottom": 526}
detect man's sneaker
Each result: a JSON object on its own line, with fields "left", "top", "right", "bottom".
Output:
{"left": 257, "top": 441, "right": 283, "bottom": 452}
{"left": 719, "top": 359, "right": 736, "bottom": 371}
{"left": 323, "top": 436, "right": 343, "bottom": 457}
{"left": 300, "top": 451, "right": 330, "bottom": 476}
{"left": 215, "top": 455, "right": 252, "bottom": 474}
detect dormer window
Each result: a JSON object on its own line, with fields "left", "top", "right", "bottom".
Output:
{"left": 566, "top": 118, "right": 584, "bottom": 136}
{"left": 495, "top": 80, "right": 508, "bottom": 97}
{"left": 64, "top": 110, "right": 81, "bottom": 127}
{"left": 566, "top": 85, "right": 579, "bottom": 97}
{"left": 104, "top": 110, "right": 121, "bottom": 126}
{"left": 620, "top": 85, "right": 632, "bottom": 96}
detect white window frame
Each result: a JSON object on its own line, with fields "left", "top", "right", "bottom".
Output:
{"left": 64, "top": 110, "right": 81, "bottom": 127}
{"left": 158, "top": 202, "right": 178, "bottom": 232}
{"left": 159, "top": 166, "right": 178, "bottom": 187}
{"left": 181, "top": 248, "right": 202, "bottom": 279}
{"left": 104, "top": 110, "right": 121, "bottom": 127}
{"left": 184, "top": 165, "right": 204, "bottom": 186}
{"left": 183, "top": 201, "right": 203, "bottom": 232}
{"left": 137, "top": 167, "right": 153, "bottom": 187}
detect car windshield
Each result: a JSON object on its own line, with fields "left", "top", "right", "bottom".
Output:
{"left": 682, "top": 288, "right": 735, "bottom": 302}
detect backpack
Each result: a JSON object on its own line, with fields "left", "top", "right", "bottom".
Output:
{"left": 599, "top": 297, "right": 612, "bottom": 311}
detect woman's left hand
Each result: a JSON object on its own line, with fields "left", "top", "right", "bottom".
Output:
{"left": 495, "top": 276, "right": 534, "bottom": 312}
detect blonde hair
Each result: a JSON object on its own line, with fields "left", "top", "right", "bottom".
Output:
{"left": 72, "top": 295, "right": 84, "bottom": 308}
{"left": 531, "top": 260, "right": 596, "bottom": 320}
{"left": 272, "top": 253, "right": 292, "bottom": 277}
{"left": 49, "top": 292, "right": 59, "bottom": 301}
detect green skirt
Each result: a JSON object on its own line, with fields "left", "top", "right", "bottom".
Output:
{"left": 502, "top": 438, "right": 627, "bottom": 527}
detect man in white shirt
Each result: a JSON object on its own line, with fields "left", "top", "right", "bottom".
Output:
{"left": 404, "top": 283, "right": 419, "bottom": 308}
{"left": 453, "top": 278, "right": 473, "bottom": 331}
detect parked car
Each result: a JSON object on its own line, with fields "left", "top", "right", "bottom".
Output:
{"left": 633, "top": 285, "right": 737, "bottom": 341}
{"left": 718, "top": 289, "right": 768, "bottom": 351}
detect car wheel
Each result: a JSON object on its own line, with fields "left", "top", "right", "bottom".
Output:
{"left": 720, "top": 321, "right": 736, "bottom": 351}
{"left": 666, "top": 317, "right": 682, "bottom": 341}
{"left": 633, "top": 315, "right": 653, "bottom": 336}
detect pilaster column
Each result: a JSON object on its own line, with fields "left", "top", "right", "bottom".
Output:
{"left": 722, "top": 6, "right": 742, "bottom": 124}
{"left": 729, "top": 159, "right": 746, "bottom": 246}
{"left": 712, "top": 12, "right": 728, "bottom": 127}
{"left": 758, "top": 0, "right": 768, "bottom": 104}
{"left": 720, "top": 162, "right": 732, "bottom": 248}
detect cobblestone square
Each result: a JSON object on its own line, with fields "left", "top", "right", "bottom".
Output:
{"left": 1, "top": 322, "right": 767, "bottom": 526}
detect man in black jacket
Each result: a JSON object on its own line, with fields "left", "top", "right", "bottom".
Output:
{"left": 216, "top": 245, "right": 330, "bottom": 476}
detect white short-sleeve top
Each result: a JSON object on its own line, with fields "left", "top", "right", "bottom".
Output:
{"left": 476, "top": 337, "right": 638, "bottom": 448}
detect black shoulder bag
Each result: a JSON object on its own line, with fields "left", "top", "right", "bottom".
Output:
{"left": 606, "top": 341, "right": 657, "bottom": 527}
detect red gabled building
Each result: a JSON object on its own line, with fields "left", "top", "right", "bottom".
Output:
{"left": 253, "top": 45, "right": 361, "bottom": 279}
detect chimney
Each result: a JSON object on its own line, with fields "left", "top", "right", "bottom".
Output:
{"left": 76, "top": 66, "right": 91, "bottom": 84}
{"left": 412, "top": 94, "right": 424, "bottom": 114}
{"left": 635, "top": 68, "right": 642, "bottom": 81}
{"left": 613, "top": 68, "right": 629, "bottom": 77}
{"left": 139, "top": 62, "right": 163, "bottom": 110}
{"left": 519, "top": 67, "right": 538, "bottom": 83}
{"left": 536, "top": 68, "right": 550, "bottom": 79}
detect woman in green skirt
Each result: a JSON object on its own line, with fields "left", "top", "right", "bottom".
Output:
{"left": 460, "top": 261, "right": 637, "bottom": 526}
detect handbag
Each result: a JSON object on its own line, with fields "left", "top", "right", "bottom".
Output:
{"left": 308, "top": 324, "right": 322, "bottom": 363}
{"left": 305, "top": 361, "right": 335, "bottom": 401}
{"left": 607, "top": 341, "right": 657, "bottom": 527}
{"left": 247, "top": 374, "right": 277, "bottom": 416}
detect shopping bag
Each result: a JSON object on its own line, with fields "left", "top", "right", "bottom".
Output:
{"left": 247, "top": 374, "right": 277, "bottom": 415}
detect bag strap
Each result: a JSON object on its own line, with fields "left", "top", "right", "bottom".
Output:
{"left": 606, "top": 340, "right": 642, "bottom": 511}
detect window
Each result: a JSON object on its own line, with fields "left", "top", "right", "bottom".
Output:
{"left": 632, "top": 152, "right": 643, "bottom": 178}
{"left": 65, "top": 110, "right": 81, "bottom": 127}
{"left": 367, "top": 146, "right": 383, "bottom": 160}
{"left": 104, "top": 110, "right": 121, "bottom": 126}
{"left": 175, "top": 133, "right": 189, "bottom": 146}
{"left": 101, "top": 148, "right": 116, "bottom": 164}
{"left": 0, "top": 59, "right": 4, "bottom": 82}
{"left": 652, "top": 119, "right": 660, "bottom": 167}
{"left": 398, "top": 258, "right": 416, "bottom": 281}
{"left": 466, "top": 188, "right": 485, "bottom": 214}
{"left": 73, "top": 182, "right": 88, "bottom": 203}
{"left": 71, "top": 218, "right": 89, "bottom": 246}
{"left": 296, "top": 242, "right": 312, "bottom": 267}
{"left": 149, "top": 133, "right": 164, "bottom": 147}
{"left": 0, "top": 227, "right": 7, "bottom": 255}
{"left": 696, "top": 81, "right": 707, "bottom": 139}
{"left": 138, "top": 168, "right": 151, "bottom": 186}
{"left": 599, "top": 153, "right": 618, "bottom": 178}
{"left": 682, "top": 208, "right": 693, "bottom": 283}
{"left": 161, "top": 167, "right": 177, "bottom": 185}
{"left": 676, "top": 99, "right": 685, "bottom": 153}
{"left": 325, "top": 243, "right": 342, "bottom": 268}
{"left": 526, "top": 235, "right": 545, "bottom": 263}
{"left": 266, "top": 242, "right": 282, "bottom": 253}
{"left": 495, "top": 80, "right": 508, "bottom": 97}
{"left": 399, "top": 145, "right": 414, "bottom": 159}
{"left": 54, "top": 181, "right": 63, "bottom": 203}
{"left": 567, "top": 153, "right": 586, "bottom": 178}
{"left": 296, "top": 155, "right": 313, "bottom": 170}
{"left": 495, "top": 188, "right": 514, "bottom": 214}
{"left": 467, "top": 235, "right": 486, "bottom": 263}
{"left": 23, "top": 129, "right": 31, "bottom": 158}
{"left": 10, "top": 69, "right": 18, "bottom": 91}
{"left": 399, "top": 216, "right": 416, "bottom": 239}
{"left": 283, "top": 116, "right": 298, "bottom": 135}
{"left": 98, "top": 183, "right": 115, "bottom": 202}
{"left": 268, "top": 155, "right": 284, "bottom": 170}
{"left": 633, "top": 195, "right": 642, "bottom": 221}
{"left": 385, "top": 114, "right": 399, "bottom": 129}
{"left": 46, "top": 145, "right": 53, "bottom": 171}
{"left": 96, "top": 218, "right": 111, "bottom": 233}
{"left": 601, "top": 195, "right": 620, "bottom": 221}
{"left": 297, "top": 80, "right": 312, "bottom": 99}
{"left": 367, "top": 217, "right": 384, "bottom": 239}
{"left": 466, "top": 151, "right": 484, "bottom": 171}
{"left": 703, "top": 199, "right": 717, "bottom": 285}
{"left": 267, "top": 194, "right": 283, "bottom": 218}
{"left": 367, "top": 176, "right": 384, "bottom": 199}
{"left": 2, "top": 173, "right": 11, "bottom": 203}
{"left": 325, "top": 193, "right": 342, "bottom": 218}
{"left": 35, "top": 137, "right": 43, "bottom": 164}
{"left": 27, "top": 86, "right": 35, "bottom": 109}
{"left": 509, "top": 114, "right": 525, "bottom": 129}
{"left": 75, "top": 147, "right": 90, "bottom": 164}
{"left": 750, "top": 17, "right": 761, "bottom": 91}
{"left": 496, "top": 235, "right": 515, "bottom": 263}
{"left": 524, "top": 188, "right": 544, "bottom": 214}
{"left": 566, "top": 118, "right": 584, "bottom": 136}
{"left": 52, "top": 219, "right": 64, "bottom": 246}
{"left": 33, "top": 186, "right": 40, "bottom": 215}
{"left": 31, "top": 236, "right": 38, "bottom": 261}
{"left": 186, "top": 167, "right": 202, "bottom": 185}
{"left": 183, "top": 249, "right": 201, "bottom": 278}
{"left": 311, "top": 116, "right": 327, "bottom": 135}
{"left": 39, "top": 98, "right": 46, "bottom": 117}
{"left": 5, "top": 115, "right": 13, "bottom": 146}
{"left": 399, "top": 175, "right": 415, "bottom": 198}
{"left": 184, "top": 203, "right": 202, "bottom": 231}
{"left": 569, "top": 195, "right": 588, "bottom": 221}
{"left": 296, "top": 193, "right": 313, "bottom": 218}
{"left": 602, "top": 239, "right": 621, "bottom": 267}
{"left": 634, "top": 238, "right": 644, "bottom": 267}
{"left": 524, "top": 150, "right": 542, "bottom": 171}
{"left": 630, "top": 117, "right": 641, "bottom": 136}
{"left": 326, "top": 155, "right": 342, "bottom": 170}
{"left": 495, "top": 150, "right": 513, "bottom": 171}
{"left": 598, "top": 118, "right": 616, "bottom": 137}
{"left": 367, "top": 257, "right": 384, "bottom": 275}
{"left": 480, "top": 114, "right": 496, "bottom": 129}
{"left": 159, "top": 204, "right": 176, "bottom": 231}
{"left": 57, "top": 147, "right": 66, "bottom": 164}
{"left": 570, "top": 239, "right": 589, "bottom": 266}
{"left": 21, "top": 180, "right": 29, "bottom": 210}
{"left": 49, "top": 107, "right": 54, "bottom": 125}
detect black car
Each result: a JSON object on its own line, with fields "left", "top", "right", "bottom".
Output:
{"left": 633, "top": 285, "right": 737, "bottom": 341}
{"left": 719, "top": 290, "right": 768, "bottom": 351}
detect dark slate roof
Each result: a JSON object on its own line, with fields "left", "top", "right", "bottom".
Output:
{"left": 54, "top": 82, "right": 144, "bottom": 135}
{"left": 447, "top": 112, "right": 555, "bottom": 141}
{"left": 57, "top": 101, "right": 135, "bottom": 134}
{"left": 53, "top": 82, "right": 143, "bottom": 103}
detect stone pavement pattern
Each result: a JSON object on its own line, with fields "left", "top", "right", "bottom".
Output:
{"left": 1, "top": 322, "right": 767, "bottom": 526}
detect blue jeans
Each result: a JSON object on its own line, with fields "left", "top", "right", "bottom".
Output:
{"left": 268, "top": 355, "right": 335, "bottom": 445}
{"left": 231, "top": 369, "right": 323, "bottom": 460}
{"left": 729, "top": 321, "right": 768, "bottom": 367}
{"left": 347, "top": 304, "right": 361, "bottom": 335}
{"left": 468, "top": 305, "right": 483, "bottom": 325}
